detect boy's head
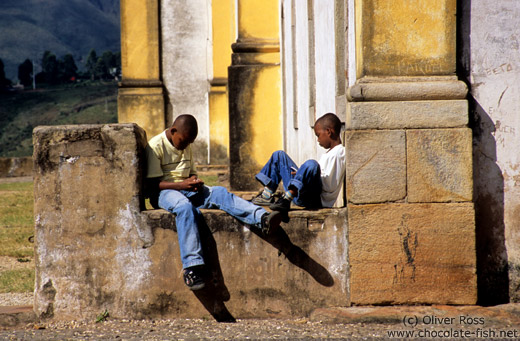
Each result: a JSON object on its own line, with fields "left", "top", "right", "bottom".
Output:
{"left": 169, "top": 114, "right": 198, "bottom": 150}
{"left": 314, "top": 113, "right": 342, "bottom": 149}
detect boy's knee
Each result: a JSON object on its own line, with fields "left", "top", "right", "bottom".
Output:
{"left": 301, "top": 159, "right": 319, "bottom": 171}
{"left": 211, "top": 186, "right": 227, "bottom": 194}
{"left": 208, "top": 186, "right": 230, "bottom": 199}
{"left": 174, "top": 202, "right": 197, "bottom": 215}
{"left": 273, "top": 150, "right": 287, "bottom": 158}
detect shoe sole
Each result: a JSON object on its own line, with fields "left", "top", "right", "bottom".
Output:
{"left": 188, "top": 282, "right": 206, "bottom": 291}
{"left": 265, "top": 211, "right": 284, "bottom": 235}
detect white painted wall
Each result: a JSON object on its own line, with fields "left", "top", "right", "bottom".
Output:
{"left": 161, "top": 0, "right": 212, "bottom": 163}
{"left": 463, "top": 0, "right": 520, "bottom": 302}
{"left": 281, "top": 0, "right": 345, "bottom": 165}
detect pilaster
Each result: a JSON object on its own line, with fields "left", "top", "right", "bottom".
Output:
{"left": 228, "top": 0, "right": 283, "bottom": 190}
{"left": 347, "top": 0, "right": 476, "bottom": 305}
{"left": 118, "top": 0, "right": 165, "bottom": 139}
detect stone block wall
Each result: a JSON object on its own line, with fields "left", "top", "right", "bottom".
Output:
{"left": 345, "top": 79, "right": 477, "bottom": 305}
{"left": 32, "top": 124, "right": 348, "bottom": 321}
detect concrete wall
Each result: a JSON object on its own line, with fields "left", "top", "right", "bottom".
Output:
{"left": 459, "top": 0, "right": 520, "bottom": 304}
{"left": 32, "top": 124, "right": 348, "bottom": 321}
{"left": 161, "top": 0, "right": 212, "bottom": 164}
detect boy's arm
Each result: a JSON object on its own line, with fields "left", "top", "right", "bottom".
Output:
{"left": 146, "top": 177, "right": 203, "bottom": 199}
{"left": 158, "top": 177, "right": 203, "bottom": 191}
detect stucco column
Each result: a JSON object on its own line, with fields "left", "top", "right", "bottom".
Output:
{"left": 118, "top": 0, "right": 165, "bottom": 139}
{"left": 228, "top": 0, "right": 283, "bottom": 190}
{"left": 346, "top": 0, "right": 477, "bottom": 305}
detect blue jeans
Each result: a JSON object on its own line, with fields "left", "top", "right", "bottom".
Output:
{"left": 158, "top": 186, "right": 267, "bottom": 269}
{"left": 255, "top": 150, "right": 322, "bottom": 208}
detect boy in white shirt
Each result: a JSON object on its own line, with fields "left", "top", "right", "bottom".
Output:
{"left": 252, "top": 113, "right": 346, "bottom": 211}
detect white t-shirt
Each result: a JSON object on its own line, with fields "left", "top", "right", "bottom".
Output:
{"left": 319, "top": 144, "right": 346, "bottom": 207}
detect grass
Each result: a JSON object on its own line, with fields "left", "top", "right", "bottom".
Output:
{"left": 0, "top": 181, "right": 34, "bottom": 258}
{"left": 0, "top": 269, "right": 34, "bottom": 293}
{"left": 0, "top": 180, "right": 34, "bottom": 293}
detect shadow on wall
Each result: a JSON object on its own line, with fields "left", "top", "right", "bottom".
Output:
{"left": 458, "top": 0, "right": 509, "bottom": 305}
{"left": 471, "top": 100, "right": 509, "bottom": 305}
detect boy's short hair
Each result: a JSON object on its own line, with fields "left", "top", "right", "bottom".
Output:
{"left": 173, "top": 114, "right": 198, "bottom": 138}
{"left": 315, "top": 113, "right": 341, "bottom": 136}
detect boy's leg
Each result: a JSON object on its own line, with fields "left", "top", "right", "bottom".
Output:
{"left": 199, "top": 186, "right": 283, "bottom": 235}
{"left": 271, "top": 159, "right": 322, "bottom": 210}
{"left": 158, "top": 189, "right": 205, "bottom": 269}
{"left": 255, "top": 150, "right": 298, "bottom": 192}
{"left": 291, "top": 159, "right": 322, "bottom": 208}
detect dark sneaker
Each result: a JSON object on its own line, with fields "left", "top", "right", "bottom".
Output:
{"left": 251, "top": 193, "right": 274, "bottom": 206}
{"left": 269, "top": 197, "right": 291, "bottom": 212}
{"left": 261, "top": 211, "right": 283, "bottom": 236}
{"left": 183, "top": 266, "right": 206, "bottom": 291}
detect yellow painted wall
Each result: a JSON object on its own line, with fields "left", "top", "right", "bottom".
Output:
{"left": 209, "top": 88, "right": 230, "bottom": 161}
{"left": 120, "top": 0, "right": 160, "bottom": 81}
{"left": 212, "top": 0, "right": 235, "bottom": 79}
{"left": 119, "top": 0, "right": 164, "bottom": 140}
{"left": 357, "top": 0, "right": 456, "bottom": 77}
{"left": 250, "top": 64, "right": 283, "bottom": 166}
{"left": 237, "top": 0, "right": 279, "bottom": 41}
{"left": 208, "top": 0, "right": 235, "bottom": 162}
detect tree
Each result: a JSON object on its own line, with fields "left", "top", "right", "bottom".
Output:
{"left": 101, "top": 51, "right": 115, "bottom": 79}
{"left": 86, "top": 49, "right": 98, "bottom": 80}
{"left": 94, "top": 57, "right": 106, "bottom": 80}
{"left": 59, "top": 54, "right": 78, "bottom": 82}
{"left": 18, "top": 59, "right": 33, "bottom": 88}
{"left": 0, "top": 58, "right": 11, "bottom": 88}
{"left": 41, "top": 51, "right": 58, "bottom": 84}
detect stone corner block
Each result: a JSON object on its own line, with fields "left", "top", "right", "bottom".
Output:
{"left": 33, "top": 123, "right": 148, "bottom": 320}
{"left": 345, "top": 130, "right": 406, "bottom": 204}
{"left": 348, "top": 203, "right": 477, "bottom": 305}
{"left": 407, "top": 128, "right": 473, "bottom": 203}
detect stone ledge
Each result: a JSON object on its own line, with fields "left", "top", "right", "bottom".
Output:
{"left": 136, "top": 207, "right": 349, "bottom": 320}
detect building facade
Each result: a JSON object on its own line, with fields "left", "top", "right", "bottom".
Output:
{"left": 118, "top": 0, "right": 520, "bottom": 304}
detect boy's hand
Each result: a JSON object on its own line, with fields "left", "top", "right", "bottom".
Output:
{"left": 184, "top": 175, "right": 204, "bottom": 192}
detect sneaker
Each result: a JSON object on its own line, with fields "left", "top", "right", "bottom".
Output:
{"left": 269, "top": 197, "right": 291, "bottom": 212}
{"left": 261, "top": 211, "right": 283, "bottom": 236}
{"left": 183, "top": 266, "right": 206, "bottom": 291}
{"left": 251, "top": 193, "right": 274, "bottom": 206}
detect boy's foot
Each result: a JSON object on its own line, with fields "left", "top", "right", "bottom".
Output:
{"left": 270, "top": 197, "right": 291, "bottom": 212}
{"left": 261, "top": 211, "right": 283, "bottom": 236}
{"left": 183, "top": 266, "right": 206, "bottom": 291}
{"left": 251, "top": 193, "right": 274, "bottom": 206}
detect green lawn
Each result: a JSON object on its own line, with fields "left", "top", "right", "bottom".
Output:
{"left": 0, "top": 180, "right": 34, "bottom": 293}
{"left": 0, "top": 181, "right": 34, "bottom": 258}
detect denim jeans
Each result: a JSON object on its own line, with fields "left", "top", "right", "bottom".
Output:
{"left": 158, "top": 185, "right": 267, "bottom": 269}
{"left": 255, "top": 150, "right": 322, "bottom": 208}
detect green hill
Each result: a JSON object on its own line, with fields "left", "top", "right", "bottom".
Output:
{"left": 0, "top": 0, "right": 120, "bottom": 80}
{"left": 0, "top": 81, "right": 118, "bottom": 157}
